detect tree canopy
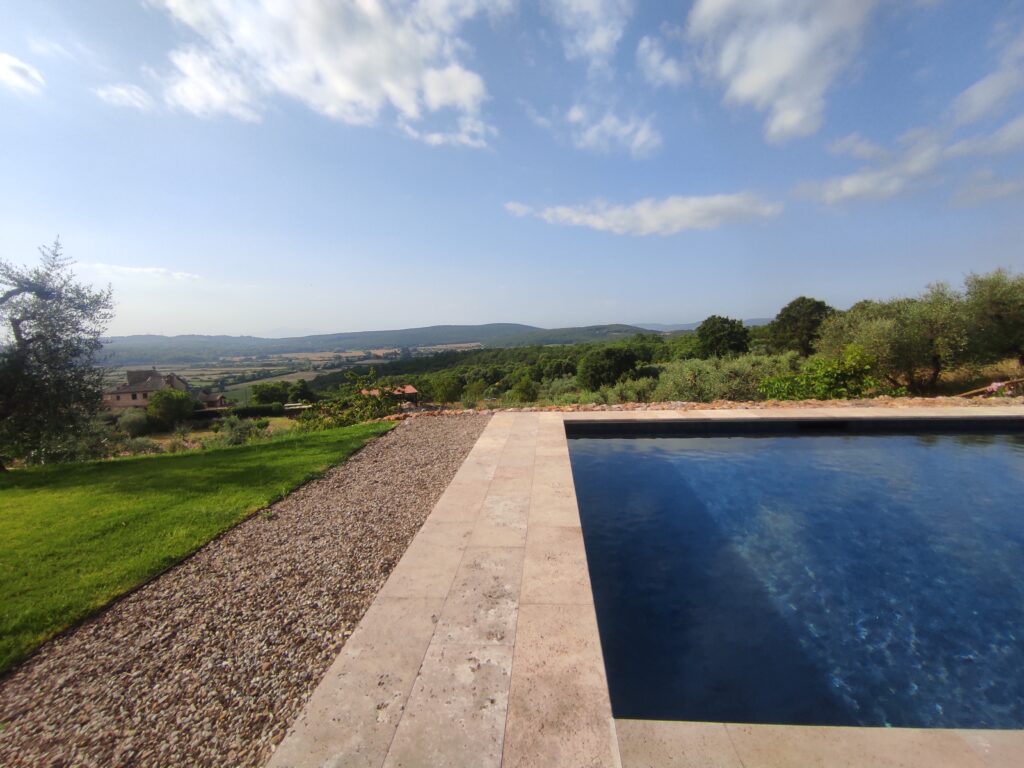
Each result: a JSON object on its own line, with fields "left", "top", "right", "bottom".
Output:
{"left": 769, "top": 296, "right": 834, "bottom": 356}
{"left": 0, "top": 240, "right": 113, "bottom": 467}
{"left": 696, "top": 315, "right": 750, "bottom": 357}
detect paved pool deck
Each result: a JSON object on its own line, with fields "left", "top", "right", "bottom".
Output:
{"left": 268, "top": 407, "right": 1024, "bottom": 768}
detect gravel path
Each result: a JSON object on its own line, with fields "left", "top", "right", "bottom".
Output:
{"left": 0, "top": 413, "right": 489, "bottom": 768}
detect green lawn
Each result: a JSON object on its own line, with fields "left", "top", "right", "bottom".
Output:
{"left": 0, "top": 422, "right": 393, "bottom": 673}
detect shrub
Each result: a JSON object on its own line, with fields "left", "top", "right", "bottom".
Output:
{"left": 615, "top": 377, "right": 658, "bottom": 403}
{"left": 123, "top": 437, "right": 163, "bottom": 455}
{"left": 758, "top": 346, "right": 892, "bottom": 400}
{"left": 118, "top": 408, "right": 151, "bottom": 437}
{"left": 211, "top": 414, "right": 269, "bottom": 445}
{"left": 509, "top": 374, "right": 540, "bottom": 403}
{"left": 653, "top": 354, "right": 799, "bottom": 402}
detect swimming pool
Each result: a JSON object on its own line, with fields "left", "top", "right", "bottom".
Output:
{"left": 567, "top": 421, "right": 1024, "bottom": 729}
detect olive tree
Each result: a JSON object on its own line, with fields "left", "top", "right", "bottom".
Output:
{"left": 965, "top": 269, "right": 1024, "bottom": 368}
{"left": 816, "top": 285, "right": 969, "bottom": 394}
{"left": 0, "top": 240, "right": 113, "bottom": 467}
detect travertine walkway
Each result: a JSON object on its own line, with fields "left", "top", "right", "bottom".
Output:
{"left": 269, "top": 407, "right": 1024, "bottom": 768}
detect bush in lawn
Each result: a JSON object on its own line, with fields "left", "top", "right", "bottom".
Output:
{"left": 211, "top": 414, "right": 269, "bottom": 445}
{"left": 118, "top": 408, "right": 151, "bottom": 437}
{"left": 653, "top": 354, "right": 799, "bottom": 402}
{"left": 123, "top": 437, "right": 163, "bottom": 455}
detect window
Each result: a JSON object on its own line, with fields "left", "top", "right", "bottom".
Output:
{"left": 116, "top": 395, "right": 121, "bottom": 401}
{"left": 143, "top": 392, "right": 148, "bottom": 399}
{"left": 131, "top": 393, "right": 137, "bottom": 400}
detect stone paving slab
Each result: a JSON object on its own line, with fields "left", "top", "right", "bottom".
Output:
{"left": 269, "top": 407, "right": 1024, "bottom": 768}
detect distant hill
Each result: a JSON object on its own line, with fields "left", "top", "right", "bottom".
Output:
{"left": 489, "top": 324, "right": 648, "bottom": 347}
{"left": 100, "top": 324, "right": 542, "bottom": 364}
{"left": 99, "top": 323, "right": 652, "bottom": 364}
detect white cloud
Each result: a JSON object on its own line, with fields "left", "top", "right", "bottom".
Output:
{"left": 0, "top": 52, "right": 45, "bottom": 94}
{"left": 947, "top": 113, "right": 1024, "bottom": 157}
{"left": 85, "top": 263, "right": 202, "bottom": 281}
{"left": 164, "top": 47, "right": 262, "bottom": 122}
{"left": 543, "top": 0, "right": 635, "bottom": 69}
{"left": 567, "top": 104, "right": 661, "bottom": 156}
{"left": 505, "top": 192, "right": 782, "bottom": 235}
{"left": 636, "top": 36, "right": 688, "bottom": 88}
{"left": 951, "top": 27, "right": 1024, "bottom": 126}
{"left": 812, "top": 132, "right": 943, "bottom": 204}
{"left": 504, "top": 201, "right": 533, "bottom": 217}
{"left": 95, "top": 83, "right": 155, "bottom": 111}
{"left": 828, "top": 132, "right": 885, "bottom": 160}
{"left": 955, "top": 169, "right": 1024, "bottom": 206}
{"left": 150, "top": 0, "right": 502, "bottom": 145}
{"left": 687, "top": 0, "right": 877, "bottom": 142}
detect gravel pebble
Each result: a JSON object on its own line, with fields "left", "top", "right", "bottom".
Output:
{"left": 0, "top": 413, "right": 489, "bottom": 768}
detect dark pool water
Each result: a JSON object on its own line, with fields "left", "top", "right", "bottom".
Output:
{"left": 568, "top": 433, "right": 1024, "bottom": 728}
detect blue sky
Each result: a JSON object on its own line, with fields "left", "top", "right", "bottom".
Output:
{"left": 1, "top": 0, "right": 1023, "bottom": 337}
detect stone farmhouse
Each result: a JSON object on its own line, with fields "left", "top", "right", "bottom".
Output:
{"left": 102, "top": 370, "right": 191, "bottom": 411}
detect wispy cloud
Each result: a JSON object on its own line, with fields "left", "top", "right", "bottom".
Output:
{"left": 950, "top": 27, "right": 1024, "bottom": 126}
{"left": 955, "top": 168, "right": 1024, "bottom": 206}
{"left": 543, "top": 0, "right": 636, "bottom": 71}
{"left": 85, "top": 263, "right": 202, "bottom": 281}
{"left": 636, "top": 35, "right": 688, "bottom": 88}
{"left": 947, "top": 112, "right": 1024, "bottom": 157}
{"left": 828, "top": 132, "right": 886, "bottom": 160}
{"left": 566, "top": 104, "right": 661, "bottom": 157}
{"left": 94, "top": 83, "right": 154, "bottom": 111}
{"left": 687, "top": 0, "right": 878, "bottom": 142}
{"left": 809, "top": 131, "right": 942, "bottom": 204}
{"left": 505, "top": 193, "right": 782, "bottom": 236}
{"left": 0, "top": 52, "right": 44, "bottom": 94}
{"left": 149, "top": 0, "right": 501, "bottom": 146}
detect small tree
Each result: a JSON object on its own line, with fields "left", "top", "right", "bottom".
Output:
{"left": 0, "top": 240, "right": 113, "bottom": 468}
{"left": 251, "top": 380, "right": 291, "bottom": 404}
{"left": 146, "top": 389, "right": 195, "bottom": 430}
{"left": 695, "top": 315, "right": 750, "bottom": 357}
{"left": 288, "top": 378, "right": 315, "bottom": 403}
{"left": 768, "top": 297, "right": 834, "bottom": 356}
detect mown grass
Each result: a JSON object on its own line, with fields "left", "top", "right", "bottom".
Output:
{"left": 0, "top": 421, "right": 393, "bottom": 674}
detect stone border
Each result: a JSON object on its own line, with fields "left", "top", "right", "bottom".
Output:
{"left": 268, "top": 406, "right": 1023, "bottom": 768}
